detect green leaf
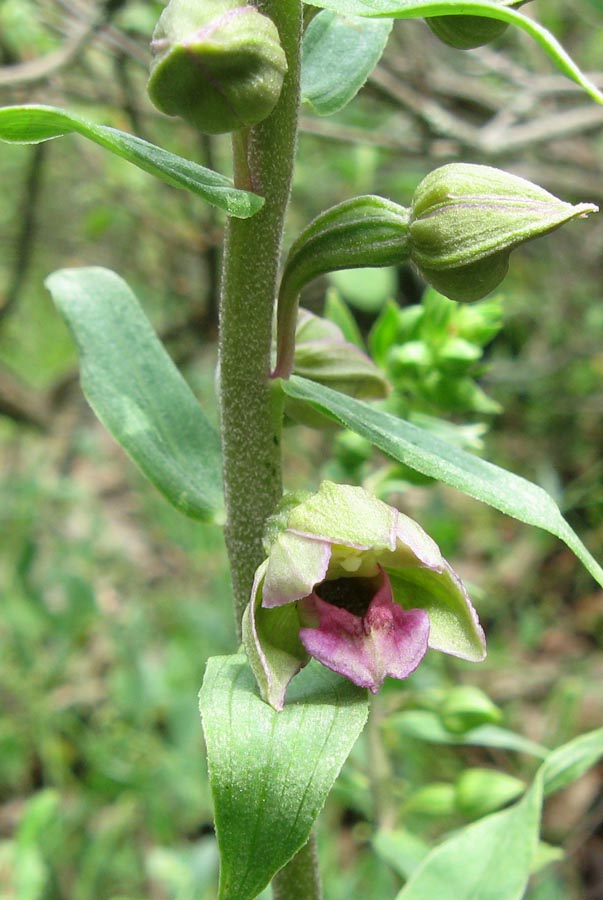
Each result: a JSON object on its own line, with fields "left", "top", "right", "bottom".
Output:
{"left": 199, "top": 654, "right": 369, "bottom": 900}
{"left": 46, "top": 267, "right": 223, "bottom": 522}
{"left": 282, "top": 376, "right": 603, "bottom": 589}
{"left": 396, "top": 770, "right": 544, "bottom": 900}
{"left": 0, "top": 105, "right": 263, "bottom": 218}
{"left": 542, "top": 728, "right": 603, "bottom": 797}
{"left": 14, "top": 790, "right": 60, "bottom": 900}
{"left": 301, "top": 11, "right": 392, "bottom": 115}
{"left": 309, "top": 0, "right": 603, "bottom": 106}
{"left": 324, "top": 289, "right": 365, "bottom": 349}
{"left": 373, "top": 828, "right": 430, "bottom": 880}
{"left": 388, "top": 710, "right": 549, "bottom": 758}
{"left": 394, "top": 729, "right": 603, "bottom": 899}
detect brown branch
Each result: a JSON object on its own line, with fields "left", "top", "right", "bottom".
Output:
{"left": 0, "top": 368, "right": 49, "bottom": 430}
{"left": 0, "top": 143, "right": 47, "bottom": 326}
{"left": 0, "top": 18, "right": 96, "bottom": 87}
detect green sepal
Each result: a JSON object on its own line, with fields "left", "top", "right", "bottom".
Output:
{"left": 242, "top": 561, "right": 309, "bottom": 712}
{"left": 388, "top": 567, "right": 486, "bottom": 662}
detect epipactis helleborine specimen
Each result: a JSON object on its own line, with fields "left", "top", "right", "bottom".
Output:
{"left": 243, "top": 482, "right": 486, "bottom": 710}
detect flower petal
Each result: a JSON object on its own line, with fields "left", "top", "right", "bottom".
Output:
{"left": 299, "top": 574, "right": 429, "bottom": 693}
{"left": 388, "top": 562, "right": 486, "bottom": 661}
{"left": 262, "top": 530, "right": 330, "bottom": 608}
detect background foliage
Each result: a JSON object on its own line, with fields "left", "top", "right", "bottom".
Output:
{"left": 1, "top": 1, "right": 602, "bottom": 897}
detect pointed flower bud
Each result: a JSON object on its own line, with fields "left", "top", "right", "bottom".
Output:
{"left": 148, "top": 0, "right": 287, "bottom": 135}
{"left": 409, "top": 164, "right": 597, "bottom": 302}
{"left": 243, "top": 481, "right": 485, "bottom": 710}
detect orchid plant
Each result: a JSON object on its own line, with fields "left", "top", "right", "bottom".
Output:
{"left": 2, "top": 1, "right": 603, "bottom": 897}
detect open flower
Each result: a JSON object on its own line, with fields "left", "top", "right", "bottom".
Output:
{"left": 243, "top": 481, "right": 486, "bottom": 710}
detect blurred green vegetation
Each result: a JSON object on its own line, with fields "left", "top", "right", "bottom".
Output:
{"left": 1, "top": 2, "right": 603, "bottom": 898}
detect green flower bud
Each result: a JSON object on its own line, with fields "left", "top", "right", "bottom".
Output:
{"left": 426, "top": 3, "right": 529, "bottom": 50}
{"left": 426, "top": 15, "right": 509, "bottom": 50}
{"left": 440, "top": 685, "right": 502, "bottom": 734}
{"left": 409, "top": 164, "right": 598, "bottom": 302}
{"left": 148, "top": 0, "right": 287, "bottom": 135}
{"left": 455, "top": 768, "right": 525, "bottom": 819}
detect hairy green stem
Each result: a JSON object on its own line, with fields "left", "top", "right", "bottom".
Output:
{"left": 219, "top": 6, "right": 323, "bottom": 896}
{"left": 272, "top": 833, "right": 322, "bottom": 900}
{"left": 218, "top": 0, "right": 302, "bottom": 629}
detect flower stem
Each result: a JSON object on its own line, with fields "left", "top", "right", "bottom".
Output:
{"left": 272, "top": 833, "right": 322, "bottom": 900}
{"left": 218, "top": 0, "right": 302, "bottom": 634}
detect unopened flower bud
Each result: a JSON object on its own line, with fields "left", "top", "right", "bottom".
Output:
{"left": 148, "top": 0, "right": 287, "bottom": 134}
{"left": 426, "top": 3, "right": 530, "bottom": 50}
{"left": 409, "top": 164, "right": 597, "bottom": 302}
{"left": 426, "top": 15, "right": 509, "bottom": 50}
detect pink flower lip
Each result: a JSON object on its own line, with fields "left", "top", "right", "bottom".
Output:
{"left": 298, "top": 567, "right": 430, "bottom": 693}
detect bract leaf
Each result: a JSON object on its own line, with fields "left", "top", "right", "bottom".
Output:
{"left": 0, "top": 104, "right": 263, "bottom": 218}
{"left": 281, "top": 376, "right": 603, "bottom": 589}
{"left": 46, "top": 267, "right": 223, "bottom": 521}
{"left": 301, "top": 11, "right": 392, "bottom": 115}
{"left": 308, "top": 0, "right": 603, "bottom": 105}
{"left": 199, "top": 654, "right": 368, "bottom": 900}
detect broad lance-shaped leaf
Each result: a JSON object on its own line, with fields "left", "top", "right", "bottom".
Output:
{"left": 396, "top": 728, "right": 603, "bottom": 900}
{"left": 301, "top": 11, "right": 392, "bottom": 116}
{"left": 397, "top": 768, "right": 544, "bottom": 900}
{"left": 0, "top": 105, "right": 263, "bottom": 218}
{"left": 282, "top": 376, "right": 603, "bottom": 589}
{"left": 309, "top": 0, "right": 603, "bottom": 106}
{"left": 199, "top": 654, "right": 368, "bottom": 900}
{"left": 46, "top": 267, "right": 223, "bottom": 522}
